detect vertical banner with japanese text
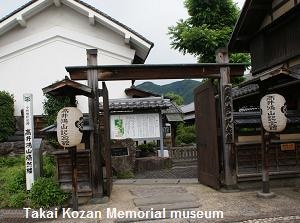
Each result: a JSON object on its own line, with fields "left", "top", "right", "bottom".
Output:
{"left": 23, "top": 93, "right": 34, "bottom": 190}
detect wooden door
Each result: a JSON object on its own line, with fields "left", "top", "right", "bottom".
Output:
{"left": 194, "top": 81, "right": 220, "bottom": 189}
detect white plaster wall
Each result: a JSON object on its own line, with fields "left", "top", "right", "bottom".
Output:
{"left": 0, "top": 5, "right": 134, "bottom": 115}
{"left": 0, "top": 5, "right": 125, "bottom": 48}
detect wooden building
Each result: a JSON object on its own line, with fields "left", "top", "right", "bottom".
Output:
{"left": 229, "top": 0, "right": 300, "bottom": 180}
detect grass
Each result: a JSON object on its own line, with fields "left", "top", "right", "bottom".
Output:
{"left": 0, "top": 154, "right": 67, "bottom": 208}
{"left": 0, "top": 156, "right": 26, "bottom": 208}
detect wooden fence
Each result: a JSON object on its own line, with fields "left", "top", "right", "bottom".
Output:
{"left": 169, "top": 146, "right": 197, "bottom": 164}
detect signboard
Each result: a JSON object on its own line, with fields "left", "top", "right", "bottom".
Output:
{"left": 110, "top": 113, "right": 160, "bottom": 139}
{"left": 281, "top": 143, "right": 295, "bottom": 151}
{"left": 23, "top": 94, "right": 34, "bottom": 190}
{"left": 111, "top": 147, "right": 129, "bottom": 157}
{"left": 57, "top": 107, "right": 83, "bottom": 148}
{"left": 260, "top": 94, "right": 287, "bottom": 132}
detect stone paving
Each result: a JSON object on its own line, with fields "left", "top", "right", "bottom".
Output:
{"left": 134, "top": 165, "right": 197, "bottom": 179}
{"left": 1, "top": 179, "right": 300, "bottom": 223}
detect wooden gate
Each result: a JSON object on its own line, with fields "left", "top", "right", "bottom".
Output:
{"left": 194, "top": 81, "right": 220, "bottom": 189}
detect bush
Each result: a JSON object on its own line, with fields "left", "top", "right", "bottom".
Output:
{"left": 0, "top": 158, "right": 26, "bottom": 208}
{"left": 176, "top": 123, "right": 196, "bottom": 145}
{"left": 0, "top": 91, "right": 15, "bottom": 142}
{"left": 43, "top": 93, "right": 74, "bottom": 125}
{"left": 137, "top": 142, "right": 156, "bottom": 153}
{"left": 29, "top": 177, "right": 69, "bottom": 208}
{"left": 8, "top": 192, "right": 26, "bottom": 208}
{"left": 0, "top": 155, "right": 24, "bottom": 168}
{"left": 6, "top": 167, "right": 26, "bottom": 193}
{"left": 43, "top": 155, "right": 56, "bottom": 178}
{"left": 116, "top": 170, "right": 135, "bottom": 179}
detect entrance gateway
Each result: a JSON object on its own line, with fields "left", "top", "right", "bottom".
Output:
{"left": 64, "top": 49, "right": 245, "bottom": 195}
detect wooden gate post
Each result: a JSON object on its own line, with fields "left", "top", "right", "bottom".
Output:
{"left": 216, "top": 48, "right": 237, "bottom": 188}
{"left": 87, "top": 49, "right": 103, "bottom": 198}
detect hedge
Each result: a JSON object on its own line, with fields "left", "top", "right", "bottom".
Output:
{"left": 0, "top": 91, "right": 15, "bottom": 142}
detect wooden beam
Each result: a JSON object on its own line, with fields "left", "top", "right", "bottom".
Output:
{"left": 124, "top": 33, "right": 130, "bottom": 44}
{"left": 16, "top": 15, "right": 26, "bottom": 27}
{"left": 89, "top": 12, "right": 95, "bottom": 25}
{"left": 66, "top": 64, "right": 245, "bottom": 81}
{"left": 87, "top": 49, "right": 103, "bottom": 198}
{"left": 54, "top": 0, "right": 61, "bottom": 7}
{"left": 102, "top": 82, "right": 112, "bottom": 196}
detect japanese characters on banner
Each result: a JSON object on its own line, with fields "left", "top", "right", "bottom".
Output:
{"left": 57, "top": 107, "right": 83, "bottom": 148}
{"left": 23, "top": 94, "right": 34, "bottom": 191}
{"left": 260, "top": 94, "right": 287, "bottom": 132}
{"left": 110, "top": 113, "right": 160, "bottom": 139}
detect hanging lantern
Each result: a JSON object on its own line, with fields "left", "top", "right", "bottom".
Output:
{"left": 260, "top": 94, "right": 287, "bottom": 132}
{"left": 57, "top": 107, "right": 83, "bottom": 148}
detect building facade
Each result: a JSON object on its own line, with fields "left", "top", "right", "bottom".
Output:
{"left": 0, "top": 0, "right": 153, "bottom": 115}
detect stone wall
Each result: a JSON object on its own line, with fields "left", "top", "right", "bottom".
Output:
{"left": 111, "top": 138, "right": 136, "bottom": 175}
{"left": 0, "top": 140, "right": 56, "bottom": 156}
{"left": 135, "top": 157, "right": 172, "bottom": 172}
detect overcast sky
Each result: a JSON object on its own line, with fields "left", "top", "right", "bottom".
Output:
{"left": 0, "top": 0, "right": 245, "bottom": 84}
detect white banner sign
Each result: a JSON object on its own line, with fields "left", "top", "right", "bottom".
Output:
{"left": 23, "top": 94, "right": 34, "bottom": 190}
{"left": 110, "top": 113, "right": 160, "bottom": 139}
{"left": 260, "top": 93, "right": 287, "bottom": 132}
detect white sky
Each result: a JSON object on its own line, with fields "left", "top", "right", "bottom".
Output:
{"left": 0, "top": 0, "right": 245, "bottom": 85}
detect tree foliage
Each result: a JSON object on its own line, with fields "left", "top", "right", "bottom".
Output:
{"left": 0, "top": 91, "right": 15, "bottom": 142}
{"left": 43, "top": 94, "right": 73, "bottom": 125}
{"left": 176, "top": 123, "right": 196, "bottom": 145}
{"left": 165, "top": 92, "right": 184, "bottom": 106}
{"left": 168, "top": 0, "right": 250, "bottom": 64}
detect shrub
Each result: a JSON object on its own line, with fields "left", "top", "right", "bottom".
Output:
{"left": 176, "top": 123, "right": 196, "bottom": 145}
{"left": 8, "top": 192, "right": 26, "bottom": 208}
{"left": 29, "top": 177, "right": 69, "bottom": 208}
{"left": 0, "top": 91, "right": 15, "bottom": 142}
{"left": 0, "top": 155, "right": 24, "bottom": 168}
{"left": 0, "top": 158, "right": 26, "bottom": 208}
{"left": 116, "top": 170, "right": 134, "bottom": 179}
{"left": 6, "top": 167, "right": 26, "bottom": 193}
{"left": 43, "top": 93, "right": 73, "bottom": 125}
{"left": 43, "top": 155, "right": 56, "bottom": 178}
{"left": 137, "top": 142, "right": 156, "bottom": 153}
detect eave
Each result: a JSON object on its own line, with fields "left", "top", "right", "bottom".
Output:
{"left": 0, "top": 0, "right": 154, "bottom": 63}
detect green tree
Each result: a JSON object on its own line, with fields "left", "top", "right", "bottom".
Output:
{"left": 168, "top": 0, "right": 250, "bottom": 64}
{"left": 176, "top": 123, "right": 196, "bottom": 145}
{"left": 0, "top": 91, "right": 15, "bottom": 142}
{"left": 165, "top": 92, "right": 184, "bottom": 106}
{"left": 43, "top": 94, "right": 73, "bottom": 125}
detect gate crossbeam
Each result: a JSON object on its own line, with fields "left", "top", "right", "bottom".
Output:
{"left": 66, "top": 63, "right": 245, "bottom": 81}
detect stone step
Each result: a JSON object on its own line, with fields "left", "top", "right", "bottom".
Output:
{"left": 172, "top": 160, "right": 197, "bottom": 167}
{"left": 14, "top": 131, "right": 24, "bottom": 136}
{"left": 7, "top": 135, "right": 24, "bottom": 142}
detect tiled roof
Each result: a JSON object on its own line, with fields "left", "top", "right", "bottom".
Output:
{"left": 162, "top": 101, "right": 182, "bottom": 114}
{"left": 232, "top": 84, "right": 259, "bottom": 99}
{"left": 180, "top": 102, "right": 195, "bottom": 114}
{"left": 100, "top": 97, "right": 171, "bottom": 111}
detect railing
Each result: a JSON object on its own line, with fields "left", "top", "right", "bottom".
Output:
{"left": 169, "top": 146, "right": 197, "bottom": 162}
